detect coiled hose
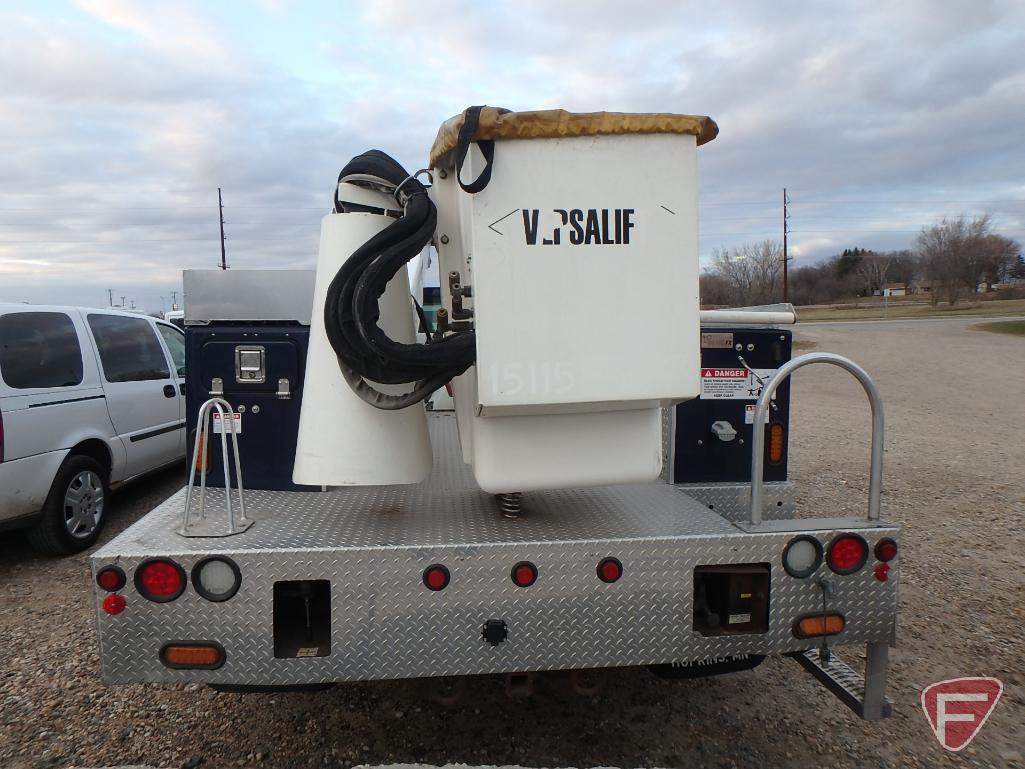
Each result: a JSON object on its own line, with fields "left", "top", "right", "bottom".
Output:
{"left": 323, "top": 150, "right": 475, "bottom": 409}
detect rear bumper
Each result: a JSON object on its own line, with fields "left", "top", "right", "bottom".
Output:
{"left": 0, "top": 449, "right": 68, "bottom": 523}
{"left": 91, "top": 486, "right": 899, "bottom": 687}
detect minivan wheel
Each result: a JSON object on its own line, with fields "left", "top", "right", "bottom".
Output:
{"left": 27, "top": 454, "right": 109, "bottom": 556}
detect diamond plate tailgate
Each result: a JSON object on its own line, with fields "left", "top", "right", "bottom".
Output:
{"left": 92, "top": 415, "right": 898, "bottom": 685}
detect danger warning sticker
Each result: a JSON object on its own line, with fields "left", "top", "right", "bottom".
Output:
{"left": 212, "top": 411, "right": 242, "bottom": 434}
{"left": 700, "top": 367, "right": 777, "bottom": 400}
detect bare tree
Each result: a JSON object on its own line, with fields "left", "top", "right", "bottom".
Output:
{"left": 916, "top": 215, "right": 990, "bottom": 305}
{"left": 886, "top": 250, "right": 918, "bottom": 291}
{"left": 709, "top": 240, "right": 783, "bottom": 305}
{"left": 976, "top": 234, "right": 1021, "bottom": 291}
{"left": 856, "top": 252, "right": 889, "bottom": 296}
{"left": 958, "top": 215, "right": 996, "bottom": 294}
{"left": 789, "top": 257, "right": 860, "bottom": 305}
{"left": 698, "top": 272, "right": 732, "bottom": 307}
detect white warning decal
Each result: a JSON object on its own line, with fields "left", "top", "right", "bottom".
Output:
{"left": 745, "top": 404, "right": 770, "bottom": 424}
{"left": 700, "top": 367, "right": 777, "bottom": 400}
{"left": 212, "top": 411, "right": 242, "bottom": 434}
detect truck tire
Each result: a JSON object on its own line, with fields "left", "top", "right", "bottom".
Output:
{"left": 27, "top": 454, "right": 109, "bottom": 556}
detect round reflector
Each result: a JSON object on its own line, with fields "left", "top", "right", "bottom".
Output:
{"left": 874, "top": 538, "right": 898, "bottom": 562}
{"left": 597, "top": 557, "right": 623, "bottom": 583}
{"left": 422, "top": 564, "right": 450, "bottom": 591}
{"left": 102, "top": 594, "right": 126, "bottom": 615}
{"left": 826, "top": 534, "right": 869, "bottom": 575}
{"left": 191, "top": 556, "right": 241, "bottom": 602}
{"left": 511, "top": 561, "right": 538, "bottom": 587}
{"left": 782, "top": 535, "right": 823, "bottom": 578}
{"left": 96, "top": 565, "right": 126, "bottom": 592}
{"left": 873, "top": 562, "right": 890, "bottom": 582}
{"left": 134, "top": 559, "right": 186, "bottom": 602}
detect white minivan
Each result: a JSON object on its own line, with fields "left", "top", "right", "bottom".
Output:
{"left": 0, "top": 305, "right": 186, "bottom": 554}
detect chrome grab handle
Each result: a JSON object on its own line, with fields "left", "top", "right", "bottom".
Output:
{"left": 750, "top": 352, "right": 884, "bottom": 525}
{"left": 180, "top": 397, "right": 250, "bottom": 536}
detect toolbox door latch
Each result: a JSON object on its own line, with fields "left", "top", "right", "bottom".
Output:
{"left": 235, "top": 346, "right": 267, "bottom": 384}
{"left": 276, "top": 378, "right": 291, "bottom": 400}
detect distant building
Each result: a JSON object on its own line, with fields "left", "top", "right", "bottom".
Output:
{"left": 995, "top": 277, "right": 1025, "bottom": 290}
{"left": 882, "top": 283, "right": 907, "bottom": 297}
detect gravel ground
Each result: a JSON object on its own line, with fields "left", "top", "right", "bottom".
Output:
{"left": 1, "top": 317, "right": 1023, "bottom": 769}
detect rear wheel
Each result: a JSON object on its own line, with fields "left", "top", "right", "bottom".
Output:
{"left": 27, "top": 454, "right": 109, "bottom": 556}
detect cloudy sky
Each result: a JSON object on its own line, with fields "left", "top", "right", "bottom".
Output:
{"left": 2, "top": 0, "right": 1024, "bottom": 312}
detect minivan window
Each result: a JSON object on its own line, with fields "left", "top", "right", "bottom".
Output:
{"left": 0, "top": 312, "right": 84, "bottom": 389}
{"left": 87, "top": 314, "right": 170, "bottom": 382}
{"left": 156, "top": 323, "right": 186, "bottom": 377}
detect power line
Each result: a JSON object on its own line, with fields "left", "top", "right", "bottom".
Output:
{"left": 700, "top": 198, "right": 1025, "bottom": 206}
{"left": 0, "top": 198, "right": 1020, "bottom": 213}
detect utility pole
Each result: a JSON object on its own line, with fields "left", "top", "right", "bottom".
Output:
{"left": 218, "top": 187, "right": 227, "bottom": 270}
{"left": 107, "top": 288, "right": 114, "bottom": 307}
{"left": 782, "top": 187, "right": 791, "bottom": 303}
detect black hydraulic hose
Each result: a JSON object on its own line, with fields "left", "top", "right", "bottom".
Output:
{"left": 323, "top": 150, "right": 476, "bottom": 409}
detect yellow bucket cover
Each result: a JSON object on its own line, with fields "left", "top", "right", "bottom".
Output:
{"left": 430, "top": 107, "right": 718, "bottom": 168}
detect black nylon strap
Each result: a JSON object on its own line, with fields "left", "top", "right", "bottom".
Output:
{"left": 454, "top": 105, "right": 495, "bottom": 193}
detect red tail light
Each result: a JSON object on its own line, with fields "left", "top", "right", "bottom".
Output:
{"left": 597, "top": 558, "right": 623, "bottom": 583}
{"left": 135, "top": 559, "right": 186, "bottom": 602}
{"left": 511, "top": 561, "right": 538, "bottom": 587}
{"left": 102, "top": 594, "right": 126, "bottom": 615}
{"left": 874, "top": 538, "right": 898, "bottom": 562}
{"left": 96, "top": 566, "right": 127, "bottom": 592}
{"left": 422, "top": 564, "right": 450, "bottom": 591}
{"left": 826, "top": 534, "right": 869, "bottom": 575}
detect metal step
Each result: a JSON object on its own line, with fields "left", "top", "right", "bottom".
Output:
{"left": 791, "top": 644, "right": 892, "bottom": 720}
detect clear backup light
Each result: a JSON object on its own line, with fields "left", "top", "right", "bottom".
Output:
{"left": 782, "top": 535, "right": 823, "bottom": 578}
{"left": 191, "top": 556, "right": 241, "bottom": 602}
